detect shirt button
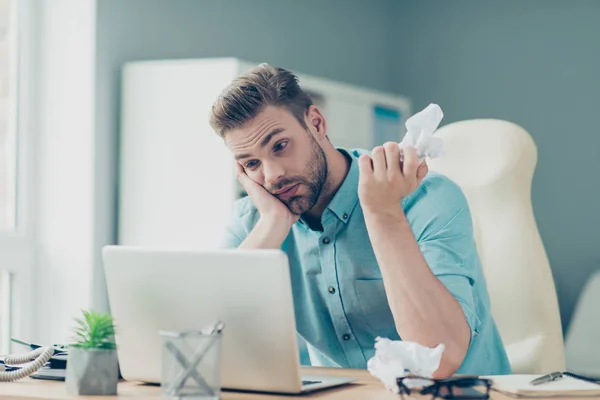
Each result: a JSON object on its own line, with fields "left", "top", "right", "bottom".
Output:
{"left": 343, "top": 213, "right": 348, "bottom": 219}
{"left": 342, "top": 334, "right": 351, "bottom": 341}
{"left": 328, "top": 286, "right": 336, "bottom": 294}
{"left": 322, "top": 237, "right": 330, "bottom": 244}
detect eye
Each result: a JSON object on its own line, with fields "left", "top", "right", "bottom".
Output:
{"left": 273, "top": 140, "right": 289, "bottom": 153}
{"left": 245, "top": 160, "right": 260, "bottom": 170}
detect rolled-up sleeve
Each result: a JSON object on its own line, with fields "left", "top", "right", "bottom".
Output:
{"left": 221, "top": 225, "right": 244, "bottom": 248}
{"left": 406, "top": 175, "right": 482, "bottom": 341}
{"left": 219, "top": 197, "right": 258, "bottom": 248}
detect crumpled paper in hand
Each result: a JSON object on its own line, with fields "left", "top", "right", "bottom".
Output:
{"left": 367, "top": 337, "right": 445, "bottom": 393}
{"left": 399, "top": 103, "right": 445, "bottom": 162}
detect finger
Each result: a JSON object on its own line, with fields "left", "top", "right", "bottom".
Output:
{"left": 371, "top": 146, "right": 387, "bottom": 178}
{"left": 235, "top": 161, "right": 245, "bottom": 175}
{"left": 402, "top": 146, "right": 419, "bottom": 180}
{"left": 399, "top": 148, "right": 404, "bottom": 172}
{"left": 235, "top": 162, "right": 249, "bottom": 185}
{"left": 417, "top": 160, "right": 429, "bottom": 182}
{"left": 235, "top": 162, "right": 259, "bottom": 194}
{"left": 358, "top": 154, "right": 374, "bottom": 181}
{"left": 383, "top": 142, "right": 401, "bottom": 175}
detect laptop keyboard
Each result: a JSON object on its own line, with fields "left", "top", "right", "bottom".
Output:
{"left": 302, "top": 380, "right": 322, "bottom": 386}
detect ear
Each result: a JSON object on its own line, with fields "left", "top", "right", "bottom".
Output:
{"left": 305, "top": 105, "right": 327, "bottom": 140}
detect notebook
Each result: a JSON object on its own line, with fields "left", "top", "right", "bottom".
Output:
{"left": 486, "top": 374, "right": 600, "bottom": 398}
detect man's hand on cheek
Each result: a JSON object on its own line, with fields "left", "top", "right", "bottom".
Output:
{"left": 357, "top": 143, "right": 428, "bottom": 217}
{"left": 235, "top": 162, "right": 299, "bottom": 227}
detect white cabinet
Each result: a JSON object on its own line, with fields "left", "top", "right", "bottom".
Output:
{"left": 119, "top": 58, "right": 410, "bottom": 248}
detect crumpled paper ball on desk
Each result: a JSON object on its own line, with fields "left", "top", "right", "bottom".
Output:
{"left": 367, "top": 337, "right": 445, "bottom": 393}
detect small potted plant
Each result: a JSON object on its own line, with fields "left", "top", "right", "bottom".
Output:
{"left": 66, "top": 309, "right": 119, "bottom": 395}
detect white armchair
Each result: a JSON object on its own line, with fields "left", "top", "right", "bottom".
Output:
{"left": 428, "top": 119, "right": 565, "bottom": 374}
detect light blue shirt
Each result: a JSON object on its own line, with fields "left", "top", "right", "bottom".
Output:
{"left": 222, "top": 148, "right": 511, "bottom": 375}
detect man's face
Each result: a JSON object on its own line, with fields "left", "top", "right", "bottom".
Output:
{"left": 225, "top": 106, "right": 328, "bottom": 215}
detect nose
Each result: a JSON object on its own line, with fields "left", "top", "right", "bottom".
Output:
{"left": 262, "top": 161, "right": 285, "bottom": 188}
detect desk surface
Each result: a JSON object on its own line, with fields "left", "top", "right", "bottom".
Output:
{"left": 0, "top": 367, "right": 577, "bottom": 400}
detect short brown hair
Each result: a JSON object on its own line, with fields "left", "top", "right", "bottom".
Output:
{"left": 209, "top": 63, "right": 313, "bottom": 137}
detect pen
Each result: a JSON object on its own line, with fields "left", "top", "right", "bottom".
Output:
{"left": 530, "top": 372, "right": 563, "bottom": 385}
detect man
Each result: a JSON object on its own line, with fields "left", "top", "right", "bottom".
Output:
{"left": 210, "top": 64, "right": 511, "bottom": 377}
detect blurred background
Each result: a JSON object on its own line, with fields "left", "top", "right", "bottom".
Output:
{"left": 103, "top": 0, "right": 600, "bottom": 333}
{"left": 0, "top": 0, "right": 599, "bottom": 374}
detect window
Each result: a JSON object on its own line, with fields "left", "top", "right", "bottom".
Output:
{"left": 0, "top": 0, "right": 14, "bottom": 354}
{"left": 0, "top": 270, "right": 10, "bottom": 353}
{"left": 0, "top": 0, "right": 34, "bottom": 354}
{"left": 0, "top": 0, "right": 13, "bottom": 231}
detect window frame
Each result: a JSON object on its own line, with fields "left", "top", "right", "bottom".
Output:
{"left": 0, "top": 0, "right": 38, "bottom": 353}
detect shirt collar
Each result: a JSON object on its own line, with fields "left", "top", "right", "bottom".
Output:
{"left": 326, "top": 148, "right": 360, "bottom": 224}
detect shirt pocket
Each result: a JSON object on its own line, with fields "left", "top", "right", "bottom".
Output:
{"left": 354, "top": 279, "right": 399, "bottom": 339}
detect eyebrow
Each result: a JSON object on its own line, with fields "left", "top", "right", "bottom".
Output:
{"left": 234, "top": 128, "right": 285, "bottom": 161}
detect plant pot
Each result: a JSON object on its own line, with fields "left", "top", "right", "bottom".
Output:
{"left": 66, "top": 348, "right": 119, "bottom": 395}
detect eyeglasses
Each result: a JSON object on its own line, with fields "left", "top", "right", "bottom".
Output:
{"left": 396, "top": 375, "right": 492, "bottom": 400}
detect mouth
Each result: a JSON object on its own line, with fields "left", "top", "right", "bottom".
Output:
{"left": 274, "top": 183, "right": 301, "bottom": 200}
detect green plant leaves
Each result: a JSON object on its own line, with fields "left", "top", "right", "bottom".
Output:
{"left": 70, "top": 309, "right": 117, "bottom": 350}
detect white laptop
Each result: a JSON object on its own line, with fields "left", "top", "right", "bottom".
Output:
{"left": 102, "top": 246, "right": 355, "bottom": 394}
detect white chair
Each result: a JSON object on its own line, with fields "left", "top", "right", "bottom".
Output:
{"left": 565, "top": 269, "right": 600, "bottom": 377}
{"left": 427, "top": 119, "right": 565, "bottom": 374}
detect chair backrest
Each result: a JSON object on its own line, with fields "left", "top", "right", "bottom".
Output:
{"left": 427, "top": 119, "right": 565, "bottom": 374}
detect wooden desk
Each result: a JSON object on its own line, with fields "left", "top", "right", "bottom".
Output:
{"left": 0, "top": 367, "right": 576, "bottom": 400}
